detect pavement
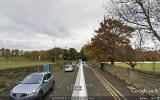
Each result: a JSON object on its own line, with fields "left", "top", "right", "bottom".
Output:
{"left": 0, "top": 62, "right": 154, "bottom": 100}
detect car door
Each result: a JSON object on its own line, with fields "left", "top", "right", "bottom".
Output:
{"left": 47, "top": 73, "right": 52, "bottom": 90}
{"left": 42, "top": 74, "right": 49, "bottom": 94}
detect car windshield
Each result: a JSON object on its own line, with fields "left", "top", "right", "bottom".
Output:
{"left": 22, "top": 74, "right": 43, "bottom": 84}
{"left": 72, "top": 62, "right": 76, "bottom": 64}
{"left": 66, "top": 66, "right": 71, "bottom": 68}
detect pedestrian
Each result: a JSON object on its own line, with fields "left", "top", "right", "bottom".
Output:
{"left": 100, "top": 62, "right": 104, "bottom": 71}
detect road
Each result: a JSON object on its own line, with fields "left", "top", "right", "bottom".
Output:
{"left": 0, "top": 62, "right": 150, "bottom": 100}
{"left": 43, "top": 62, "right": 148, "bottom": 100}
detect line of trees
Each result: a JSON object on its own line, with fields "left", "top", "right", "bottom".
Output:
{"left": 0, "top": 48, "right": 24, "bottom": 59}
{"left": 0, "top": 47, "right": 87, "bottom": 62}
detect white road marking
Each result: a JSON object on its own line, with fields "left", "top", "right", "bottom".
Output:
{"left": 72, "top": 62, "right": 88, "bottom": 100}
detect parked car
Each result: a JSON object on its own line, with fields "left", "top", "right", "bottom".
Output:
{"left": 65, "top": 65, "right": 74, "bottom": 72}
{"left": 10, "top": 72, "right": 55, "bottom": 100}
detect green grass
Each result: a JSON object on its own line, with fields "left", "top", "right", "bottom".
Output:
{"left": 0, "top": 61, "right": 53, "bottom": 69}
{"left": 10, "top": 57, "right": 30, "bottom": 62}
{"left": 115, "top": 63, "right": 160, "bottom": 72}
{"left": 0, "top": 57, "right": 30, "bottom": 62}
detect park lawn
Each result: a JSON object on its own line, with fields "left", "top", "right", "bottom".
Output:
{"left": 0, "top": 61, "right": 53, "bottom": 69}
{"left": 115, "top": 63, "right": 160, "bottom": 72}
{"left": 0, "top": 57, "right": 30, "bottom": 62}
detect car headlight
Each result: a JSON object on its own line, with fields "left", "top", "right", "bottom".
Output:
{"left": 28, "top": 91, "right": 36, "bottom": 96}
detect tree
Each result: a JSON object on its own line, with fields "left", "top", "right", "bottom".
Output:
{"left": 69, "top": 48, "right": 78, "bottom": 60}
{"left": 5, "top": 49, "right": 11, "bottom": 59}
{"left": 1, "top": 48, "right": 5, "bottom": 57}
{"left": 48, "top": 48, "right": 62, "bottom": 62}
{"left": 90, "top": 18, "right": 134, "bottom": 65}
{"left": 63, "top": 49, "right": 68, "bottom": 60}
{"left": 106, "top": 0, "right": 160, "bottom": 42}
{"left": 39, "top": 50, "right": 48, "bottom": 61}
{"left": 117, "top": 45, "right": 138, "bottom": 69}
{"left": 78, "top": 47, "right": 87, "bottom": 61}
{"left": 83, "top": 43, "right": 104, "bottom": 62}
{"left": 11, "top": 49, "right": 19, "bottom": 56}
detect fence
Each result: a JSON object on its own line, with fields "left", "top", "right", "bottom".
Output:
{"left": 0, "top": 62, "right": 68, "bottom": 94}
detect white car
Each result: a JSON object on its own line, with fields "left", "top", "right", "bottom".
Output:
{"left": 65, "top": 65, "right": 74, "bottom": 72}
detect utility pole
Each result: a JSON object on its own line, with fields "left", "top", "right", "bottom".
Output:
{"left": 62, "top": 49, "right": 64, "bottom": 66}
{"left": 55, "top": 51, "right": 56, "bottom": 64}
{"left": 38, "top": 55, "right": 40, "bottom": 72}
{"left": 9, "top": 55, "right": 10, "bottom": 64}
{"left": 3, "top": 56, "right": 4, "bottom": 64}
{"left": 54, "top": 46, "right": 57, "bottom": 64}
{"left": 65, "top": 47, "right": 68, "bottom": 60}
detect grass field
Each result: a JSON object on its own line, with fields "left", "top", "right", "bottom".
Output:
{"left": 0, "top": 61, "right": 53, "bottom": 69}
{"left": 0, "top": 57, "right": 30, "bottom": 62}
{"left": 115, "top": 63, "right": 160, "bottom": 72}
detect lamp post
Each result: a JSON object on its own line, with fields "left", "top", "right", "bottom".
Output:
{"left": 55, "top": 52, "right": 56, "bottom": 64}
{"left": 62, "top": 48, "right": 64, "bottom": 67}
{"left": 65, "top": 47, "right": 68, "bottom": 60}
{"left": 9, "top": 55, "right": 10, "bottom": 64}
{"left": 38, "top": 55, "right": 40, "bottom": 72}
{"left": 54, "top": 46, "right": 57, "bottom": 64}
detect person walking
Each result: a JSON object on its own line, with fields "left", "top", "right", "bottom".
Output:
{"left": 100, "top": 62, "right": 104, "bottom": 71}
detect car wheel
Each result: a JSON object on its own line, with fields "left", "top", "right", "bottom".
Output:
{"left": 37, "top": 91, "right": 43, "bottom": 100}
{"left": 50, "top": 81, "right": 55, "bottom": 91}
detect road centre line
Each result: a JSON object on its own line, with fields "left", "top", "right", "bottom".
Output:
{"left": 72, "top": 62, "right": 88, "bottom": 100}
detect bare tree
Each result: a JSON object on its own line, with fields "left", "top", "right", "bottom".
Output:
{"left": 117, "top": 45, "right": 138, "bottom": 69}
{"left": 105, "top": 0, "right": 160, "bottom": 42}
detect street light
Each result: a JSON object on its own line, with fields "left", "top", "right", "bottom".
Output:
{"left": 62, "top": 48, "right": 64, "bottom": 67}
{"left": 38, "top": 55, "right": 40, "bottom": 72}
{"left": 55, "top": 46, "right": 57, "bottom": 64}
{"left": 65, "top": 47, "right": 68, "bottom": 60}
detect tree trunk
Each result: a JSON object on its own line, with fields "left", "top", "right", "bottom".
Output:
{"left": 126, "top": 61, "right": 136, "bottom": 69}
{"left": 130, "top": 61, "right": 136, "bottom": 69}
{"left": 131, "top": 65, "right": 135, "bottom": 69}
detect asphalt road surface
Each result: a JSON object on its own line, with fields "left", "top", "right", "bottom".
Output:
{"left": 42, "top": 63, "right": 150, "bottom": 100}
{"left": 0, "top": 62, "right": 153, "bottom": 100}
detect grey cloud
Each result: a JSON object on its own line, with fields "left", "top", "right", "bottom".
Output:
{"left": 0, "top": 0, "right": 105, "bottom": 50}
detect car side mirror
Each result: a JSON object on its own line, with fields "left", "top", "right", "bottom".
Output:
{"left": 43, "top": 80, "right": 48, "bottom": 83}
{"left": 19, "top": 81, "right": 22, "bottom": 84}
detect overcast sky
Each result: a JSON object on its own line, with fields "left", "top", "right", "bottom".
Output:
{"left": 0, "top": 0, "right": 105, "bottom": 51}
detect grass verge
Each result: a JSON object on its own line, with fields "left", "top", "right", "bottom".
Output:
{"left": 115, "top": 63, "right": 160, "bottom": 72}
{"left": 0, "top": 61, "right": 53, "bottom": 69}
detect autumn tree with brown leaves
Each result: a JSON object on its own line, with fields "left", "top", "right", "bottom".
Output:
{"left": 90, "top": 18, "right": 134, "bottom": 65}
